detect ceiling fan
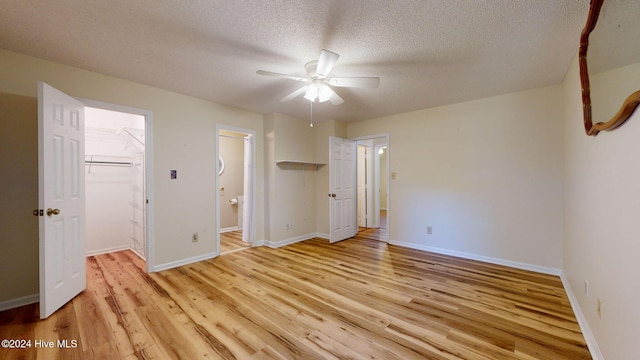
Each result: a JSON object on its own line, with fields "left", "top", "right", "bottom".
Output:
{"left": 256, "top": 49, "right": 380, "bottom": 105}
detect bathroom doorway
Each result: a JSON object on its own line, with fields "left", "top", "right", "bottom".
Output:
{"left": 216, "top": 126, "right": 255, "bottom": 254}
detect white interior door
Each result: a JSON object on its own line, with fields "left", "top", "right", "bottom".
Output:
{"left": 242, "top": 134, "right": 254, "bottom": 243}
{"left": 329, "top": 136, "right": 357, "bottom": 243}
{"left": 38, "top": 82, "right": 86, "bottom": 319}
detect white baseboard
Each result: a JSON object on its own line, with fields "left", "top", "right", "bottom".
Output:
{"left": 86, "top": 245, "right": 130, "bottom": 257}
{"left": 0, "top": 293, "right": 39, "bottom": 312}
{"left": 151, "top": 233, "right": 322, "bottom": 272}
{"left": 560, "top": 273, "right": 603, "bottom": 360}
{"left": 220, "top": 226, "right": 241, "bottom": 233}
{"left": 129, "top": 248, "right": 146, "bottom": 261}
{"left": 387, "top": 240, "right": 562, "bottom": 276}
{"left": 153, "top": 252, "right": 218, "bottom": 272}
{"left": 315, "top": 232, "right": 329, "bottom": 240}
{"left": 265, "top": 233, "right": 324, "bottom": 248}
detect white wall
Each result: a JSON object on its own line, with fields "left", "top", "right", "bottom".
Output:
{"left": 348, "top": 85, "right": 565, "bottom": 271}
{"left": 85, "top": 165, "right": 133, "bottom": 254}
{"left": 563, "top": 56, "right": 640, "bottom": 360}
{"left": 0, "top": 49, "right": 265, "bottom": 276}
{"left": 264, "top": 113, "right": 317, "bottom": 244}
{"left": 0, "top": 93, "right": 38, "bottom": 305}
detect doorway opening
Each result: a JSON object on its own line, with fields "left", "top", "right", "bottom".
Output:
{"left": 216, "top": 126, "right": 255, "bottom": 255}
{"left": 355, "top": 136, "right": 389, "bottom": 241}
{"left": 84, "top": 106, "right": 149, "bottom": 267}
{"left": 357, "top": 142, "right": 372, "bottom": 229}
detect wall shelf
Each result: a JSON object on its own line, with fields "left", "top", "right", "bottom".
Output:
{"left": 275, "top": 160, "right": 326, "bottom": 170}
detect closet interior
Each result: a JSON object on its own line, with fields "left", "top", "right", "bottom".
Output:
{"left": 85, "top": 107, "right": 146, "bottom": 260}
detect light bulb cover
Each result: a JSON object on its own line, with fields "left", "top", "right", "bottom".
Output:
{"left": 304, "top": 83, "right": 319, "bottom": 101}
{"left": 318, "top": 84, "right": 333, "bottom": 102}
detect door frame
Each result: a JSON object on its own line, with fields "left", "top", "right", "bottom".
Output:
{"left": 81, "top": 98, "right": 155, "bottom": 272}
{"left": 215, "top": 124, "right": 256, "bottom": 252}
{"left": 357, "top": 144, "right": 367, "bottom": 228}
{"left": 352, "top": 133, "right": 390, "bottom": 242}
{"left": 373, "top": 143, "right": 388, "bottom": 229}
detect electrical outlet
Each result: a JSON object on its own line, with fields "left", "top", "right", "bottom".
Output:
{"left": 192, "top": 232, "right": 199, "bottom": 243}
{"left": 427, "top": 226, "right": 433, "bottom": 235}
{"left": 597, "top": 299, "right": 602, "bottom": 319}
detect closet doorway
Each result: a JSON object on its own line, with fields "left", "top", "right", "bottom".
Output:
{"left": 216, "top": 126, "right": 255, "bottom": 255}
{"left": 84, "top": 106, "right": 149, "bottom": 265}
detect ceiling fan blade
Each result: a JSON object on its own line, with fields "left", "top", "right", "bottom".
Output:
{"left": 316, "top": 49, "right": 339, "bottom": 79}
{"left": 280, "top": 86, "right": 309, "bottom": 102}
{"left": 327, "top": 77, "right": 380, "bottom": 88}
{"left": 256, "top": 70, "right": 310, "bottom": 83}
{"left": 329, "top": 90, "right": 344, "bottom": 105}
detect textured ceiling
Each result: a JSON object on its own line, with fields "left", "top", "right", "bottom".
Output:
{"left": 588, "top": 0, "right": 640, "bottom": 74}
{"left": 0, "top": 0, "right": 590, "bottom": 123}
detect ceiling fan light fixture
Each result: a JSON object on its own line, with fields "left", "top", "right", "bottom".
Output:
{"left": 304, "top": 83, "right": 319, "bottom": 101}
{"left": 318, "top": 84, "right": 333, "bottom": 102}
{"left": 304, "top": 81, "right": 333, "bottom": 103}
{"left": 258, "top": 49, "right": 378, "bottom": 106}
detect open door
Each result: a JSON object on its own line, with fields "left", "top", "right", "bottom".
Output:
{"left": 329, "top": 136, "right": 357, "bottom": 243}
{"left": 38, "top": 82, "right": 86, "bottom": 319}
{"left": 242, "top": 134, "right": 254, "bottom": 243}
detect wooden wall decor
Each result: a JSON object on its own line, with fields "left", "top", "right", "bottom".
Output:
{"left": 579, "top": 0, "right": 640, "bottom": 136}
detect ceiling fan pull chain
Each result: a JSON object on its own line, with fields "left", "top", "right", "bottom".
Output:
{"left": 310, "top": 101, "right": 314, "bottom": 128}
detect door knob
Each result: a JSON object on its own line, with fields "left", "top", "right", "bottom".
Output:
{"left": 328, "top": 193, "right": 336, "bottom": 197}
{"left": 46, "top": 208, "right": 60, "bottom": 216}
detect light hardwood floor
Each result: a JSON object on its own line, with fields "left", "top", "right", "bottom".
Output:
{"left": 0, "top": 236, "right": 591, "bottom": 359}
{"left": 220, "top": 230, "right": 250, "bottom": 254}
{"left": 358, "top": 210, "right": 388, "bottom": 241}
